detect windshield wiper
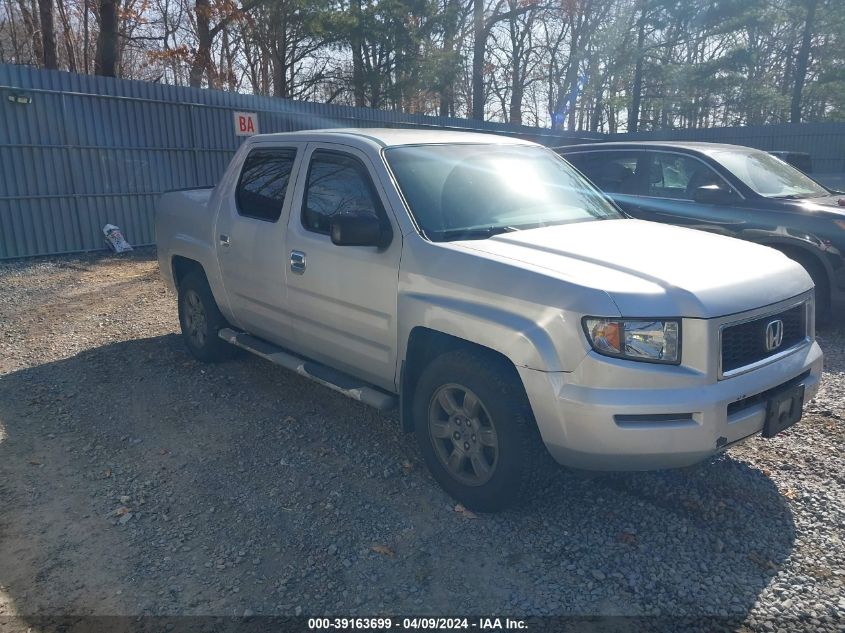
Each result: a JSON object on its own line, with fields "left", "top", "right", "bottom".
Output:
{"left": 773, "top": 193, "right": 814, "bottom": 200}
{"left": 430, "top": 226, "right": 519, "bottom": 241}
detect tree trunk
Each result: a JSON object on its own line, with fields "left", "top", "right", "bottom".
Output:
{"left": 627, "top": 11, "right": 646, "bottom": 133}
{"left": 790, "top": 0, "right": 818, "bottom": 123}
{"left": 470, "top": 0, "right": 485, "bottom": 120}
{"left": 38, "top": 0, "right": 57, "bottom": 68}
{"left": 438, "top": 0, "right": 459, "bottom": 117}
{"left": 189, "top": 0, "right": 213, "bottom": 87}
{"left": 94, "top": 0, "right": 118, "bottom": 76}
{"left": 272, "top": 48, "right": 286, "bottom": 97}
{"left": 16, "top": 0, "right": 43, "bottom": 63}
{"left": 4, "top": 0, "right": 22, "bottom": 60}
{"left": 221, "top": 25, "right": 237, "bottom": 90}
{"left": 561, "top": 53, "right": 579, "bottom": 130}
{"left": 83, "top": 0, "right": 89, "bottom": 72}
{"left": 350, "top": 0, "right": 365, "bottom": 107}
{"left": 261, "top": 44, "right": 270, "bottom": 94}
{"left": 56, "top": 0, "right": 77, "bottom": 71}
{"left": 270, "top": 10, "right": 289, "bottom": 97}
{"left": 590, "top": 78, "right": 604, "bottom": 132}
{"left": 509, "top": 79, "right": 523, "bottom": 125}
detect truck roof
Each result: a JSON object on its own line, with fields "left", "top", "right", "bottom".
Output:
{"left": 247, "top": 128, "right": 535, "bottom": 149}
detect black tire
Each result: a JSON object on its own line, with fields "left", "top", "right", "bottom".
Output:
{"left": 177, "top": 270, "right": 236, "bottom": 362}
{"left": 412, "top": 348, "right": 556, "bottom": 512}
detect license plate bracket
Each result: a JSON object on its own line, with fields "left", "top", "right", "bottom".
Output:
{"left": 762, "top": 385, "right": 805, "bottom": 438}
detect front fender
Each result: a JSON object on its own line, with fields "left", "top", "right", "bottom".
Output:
{"left": 398, "top": 292, "right": 589, "bottom": 373}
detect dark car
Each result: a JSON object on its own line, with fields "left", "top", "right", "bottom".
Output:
{"left": 556, "top": 141, "right": 845, "bottom": 320}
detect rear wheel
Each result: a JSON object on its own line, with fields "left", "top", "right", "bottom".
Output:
{"left": 413, "top": 348, "right": 555, "bottom": 512}
{"left": 177, "top": 271, "right": 235, "bottom": 362}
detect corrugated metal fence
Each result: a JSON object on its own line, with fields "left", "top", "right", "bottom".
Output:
{"left": 2, "top": 64, "right": 844, "bottom": 259}
{"left": 0, "top": 64, "right": 599, "bottom": 259}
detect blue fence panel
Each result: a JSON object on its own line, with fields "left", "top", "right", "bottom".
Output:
{"left": 0, "top": 64, "right": 600, "bottom": 258}
{"left": 3, "top": 63, "right": 840, "bottom": 259}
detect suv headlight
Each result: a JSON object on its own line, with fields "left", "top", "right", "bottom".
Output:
{"left": 583, "top": 318, "right": 681, "bottom": 364}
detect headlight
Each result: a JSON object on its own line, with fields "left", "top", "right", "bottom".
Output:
{"left": 583, "top": 318, "right": 681, "bottom": 364}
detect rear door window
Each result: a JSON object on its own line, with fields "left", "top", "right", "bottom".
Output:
{"left": 647, "top": 152, "right": 723, "bottom": 200}
{"left": 565, "top": 151, "right": 645, "bottom": 195}
{"left": 235, "top": 148, "right": 297, "bottom": 222}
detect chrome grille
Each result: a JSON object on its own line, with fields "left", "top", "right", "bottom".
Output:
{"left": 721, "top": 304, "right": 806, "bottom": 375}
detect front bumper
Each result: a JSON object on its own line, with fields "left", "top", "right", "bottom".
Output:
{"left": 520, "top": 338, "right": 823, "bottom": 471}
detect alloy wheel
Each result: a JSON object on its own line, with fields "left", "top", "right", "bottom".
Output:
{"left": 183, "top": 289, "right": 208, "bottom": 347}
{"left": 428, "top": 383, "right": 499, "bottom": 486}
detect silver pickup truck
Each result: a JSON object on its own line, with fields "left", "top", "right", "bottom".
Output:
{"left": 157, "top": 128, "right": 823, "bottom": 511}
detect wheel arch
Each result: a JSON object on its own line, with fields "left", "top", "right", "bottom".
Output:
{"left": 399, "top": 327, "right": 526, "bottom": 433}
{"left": 761, "top": 240, "right": 831, "bottom": 310}
{"left": 171, "top": 255, "right": 207, "bottom": 289}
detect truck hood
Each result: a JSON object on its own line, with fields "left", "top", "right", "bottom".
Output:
{"left": 452, "top": 219, "right": 812, "bottom": 318}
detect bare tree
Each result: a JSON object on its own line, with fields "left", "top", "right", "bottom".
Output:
{"left": 95, "top": 0, "right": 119, "bottom": 75}
{"left": 37, "top": 0, "right": 57, "bottom": 67}
{"left": 790, "top": 0, "right": 818, "bottom": 123}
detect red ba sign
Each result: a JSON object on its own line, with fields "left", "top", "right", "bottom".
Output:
{"left": 234, "top": 111, "right": 259, "bottom": 136}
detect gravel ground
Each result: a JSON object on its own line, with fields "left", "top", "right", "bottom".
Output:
{"left": 0, "top": 248, "right": 843, "bottom": 631}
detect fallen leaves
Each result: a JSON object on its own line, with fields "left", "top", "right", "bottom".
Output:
{"left": 370, "top": 544, "right": 396, "bottom": 559}
{"left": 782, "top": 488, "right": 798, "bottom": 500}
{"left": 454, "top": 504, "right": 479, "bottom": 519}
{"left": 114, "top": 505, "right": 134, "bottom": 525}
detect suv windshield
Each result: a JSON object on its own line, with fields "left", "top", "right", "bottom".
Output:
{"left": 384, "top": 144, "right": 621, "bottom": 241}
{"left": 710, "top": 150, "right": 829, "bottom": 199}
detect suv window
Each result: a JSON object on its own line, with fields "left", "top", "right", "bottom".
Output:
{"left": 235, "top": 148, "right": 297, "bottom": 222}
{"left": 565, "top": 151, "right": 643, "bottom": 195}
{"left": 648, "top": 152, "right": 723, "bottom": 200}
{"left": 302, "top": 151, "right": 384, "bottom": 235}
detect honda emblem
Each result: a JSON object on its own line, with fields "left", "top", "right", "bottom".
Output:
{"left": 765, "top": 319, "right": 784, "bottom": 351}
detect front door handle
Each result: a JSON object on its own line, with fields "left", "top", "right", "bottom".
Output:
{"left": 290, "top": 250, "right": 306, "bottom": 274}
{"left": 219, "top": 234, "right": 230, "bottom": 247}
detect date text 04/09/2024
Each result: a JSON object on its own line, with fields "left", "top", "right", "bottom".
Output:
{"left": 307, "top": 617, "right": 528, "bottom": 630}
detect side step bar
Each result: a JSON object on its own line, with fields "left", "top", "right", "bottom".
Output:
{"left": 219, "top": 328, "right": 398, "bottom": 411}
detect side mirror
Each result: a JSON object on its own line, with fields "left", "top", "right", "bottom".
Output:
{"left": 693, "top": 184, "right": 736, "bottom": 205}
{"left": 330, "top": 215, "right": 391, "bottom": 248}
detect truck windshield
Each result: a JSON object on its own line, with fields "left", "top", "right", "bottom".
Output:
{"left": 710, "top": 149, "right": 829, "bottom": 199}
{"left": 383, "top": 144, "right": 621, "bottom": 241}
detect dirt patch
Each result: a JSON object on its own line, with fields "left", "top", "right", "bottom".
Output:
{"left": 0, "top": 249, "right": 843, "bottom": 630}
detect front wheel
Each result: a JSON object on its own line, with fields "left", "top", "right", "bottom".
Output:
{"left": 413, "top": 349, "right": 555, "bottom": 512}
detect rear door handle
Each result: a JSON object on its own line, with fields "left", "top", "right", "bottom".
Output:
{"left": 290, "top": 250, "right": 306, "bottom": 274}
{"left": 219, "top": 234, "right": 230, "bottom": 247}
